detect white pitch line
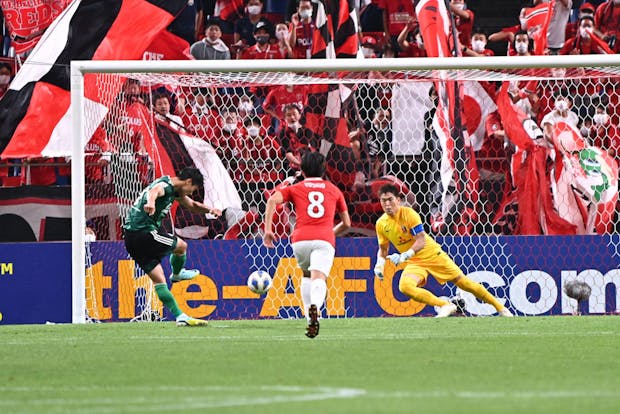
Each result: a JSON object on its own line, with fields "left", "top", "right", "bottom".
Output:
{"left": 0, "top": 386, "right": 366, "bottom": 413}
{"left": 1, "top": 330, "right": 619, "bottom": 346}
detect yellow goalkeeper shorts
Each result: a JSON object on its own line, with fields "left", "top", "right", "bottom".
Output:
{"left": 401, "top": 251, "right": 463, "bottom": 286}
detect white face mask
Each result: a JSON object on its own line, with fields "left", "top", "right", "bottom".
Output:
{"left": 580, "top": 126, "right": 590, "bottom": 136}
{"left": 288, "top": 122, "right": 300, "bottom": 131}
{"left": 453, "top": 3, "right": 465, "bottom": 11}
{"left": 555, "top": 99, "right": 569, "bottom": 112}
{"left": 239, "top": 102, "right": 254, "bottom": 113}
{"left": 247, "top": 5, "right": 262, "bottom": 15}
{"left": 85, "top": 232, "right": 97, "bottom": 243}
{"left": 223, "top": 123, "right": 237, "bottom": 133}
{"left": 299, "top": 8, "right": 313, "bottom": 20}
{"left": 247, "top": 126, "right": 260, "bottom": 137}
{"left": 551, "top": 68, "right": 566, "bottom": 78}
{"left": 0, "top": 74, "right": 10, "bottom": 85}
{"left": 593, "top": 113, "right": 609, "bottom": 125}
{"left": 580, "top": 27, "right": 592, "bottom": 38}
{"left": 471, "top": 39, "right": 486, "bottom": 53}
{"left": 276, "top": 29, "right": 289, "bottom": 40}
{"left": 515, "top": 41, "right": 528, "bottom": 54}
{"left": 362, "top": 47, "right": 374, "bottom": 58}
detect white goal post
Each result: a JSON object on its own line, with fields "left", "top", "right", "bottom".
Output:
{"left": 70, "top": 54, "right": 620, "bottom": 323}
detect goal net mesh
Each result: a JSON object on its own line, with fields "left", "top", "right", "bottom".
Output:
{"left": 82, "top": 62, "right": 620, "bottom": 321}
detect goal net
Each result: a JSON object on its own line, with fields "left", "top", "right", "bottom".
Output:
{"left": 73, "top": 56, "right": 620, "bottom": 322}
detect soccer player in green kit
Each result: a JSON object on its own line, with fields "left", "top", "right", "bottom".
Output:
{"left": 123, "top": 168, "right": 222, "bottom": 326}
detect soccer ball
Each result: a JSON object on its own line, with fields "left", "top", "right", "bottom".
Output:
{"left": 247, "top": 270, "right": 272, "bottom": 295}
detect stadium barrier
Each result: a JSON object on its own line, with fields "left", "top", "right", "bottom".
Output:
{"left": 0, "top": 236, "right": 618, "bottom": 324}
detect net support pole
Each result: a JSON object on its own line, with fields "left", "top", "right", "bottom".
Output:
{"left": 70, "top": 62, "right": 86, "bottom": 324}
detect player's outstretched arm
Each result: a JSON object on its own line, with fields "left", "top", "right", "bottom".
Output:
{"left": 177, "top": 196, "right": 222, "bottom": 217}
{"left": 263, "top": 191, "right": 284, "bottom": 248}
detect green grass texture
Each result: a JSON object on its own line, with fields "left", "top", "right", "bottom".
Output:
{"left": 0, "top": 316, "right": 619, "bottom": 414}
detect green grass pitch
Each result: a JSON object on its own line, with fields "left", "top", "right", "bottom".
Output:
{"left": 0, "top": 316, "right": 619, "bottom": 414}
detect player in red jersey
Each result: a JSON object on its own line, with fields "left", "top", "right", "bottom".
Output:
{"left": 263, "top": 151, "right": 351, "bottom": 338}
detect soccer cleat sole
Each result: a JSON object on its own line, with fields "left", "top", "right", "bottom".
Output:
{"left": 176, "top": 319, "right": 209, "bottom": 327}
{"left": 435, "top": 303, "right": 457, "bottom": 318}
{"left": 170, "top": 269, "right": 200, "bottom": 283}
{"left": 305, "top": 304, "right": 320, "bottom": 338}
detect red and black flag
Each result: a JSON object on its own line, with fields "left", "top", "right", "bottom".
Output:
{"left": 305, "top": 1, "right": 360, "bottom": 188}
{"left": 214, "top": 0, "right": 245, "bottom": 23}
{"left": 416, "top": 0, "right": 479, "bottom": 233}
{"left": 311, "top": 0, "right": 358, "bottom": 59}
{"left": 0, "top": 0, "right": 188, "bottom": 159}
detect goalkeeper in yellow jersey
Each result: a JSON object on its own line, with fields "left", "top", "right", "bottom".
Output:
{"left": 374, "top": 184, "right": 513, "bottom": 317}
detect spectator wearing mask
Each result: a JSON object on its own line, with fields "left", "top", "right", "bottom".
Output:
{"left": 361, "top": 36, "right": 379, "bottom": 58}
{"left": 290, "top": 0, "right": 316, "bottom": 59}
{"left": 239, "top": 117, "right": 281, "bottom": 182}
{"left": 507, "top": 32, "right": 541, "bottom": 119}
{"left": 236, "top": 116, "right": 282, "bottom": 212}
{"left": 463, "top": 28, "right": 496, "bottom": 99}
{"left": 263, "top": 83, "right": 309, "bottom": 133}
{"left": 239, "top": 22, "right": 285, "bottom": 60}
{"left": 450, "top": 0, "right": 475, "bottom": 48}
{"left": 561, "top": 15, "right": 613, "bottom": 54}
{"left": 0, "top": 62, "right": 13, "bottom": 98}
{"left": 566, "top": 3, "right": 600, "bottom": 40}
{"left": 239, "top": 22, "right": 285, "bottom": 111}
{"left": 590, "top": 105, "right": 620, "bottom": 162}
{"left": 397, "top": 19, "right": 426, "bottom": 58}
{"left": 190, "top": 21, "right": 231, "bottom": 60}
{"left": 541, "top": 90, "right": 580, "bottom": 143}
{"left": 274, "top": 22, "right": 294, "bottom": 59}
{"left": 215, "top": 110, "right": 244, "bottom": 161}
{"left": 233, "top": 0, "right": 274, "bottom": 51}
{"left": 186, "top": 88, "right": 219, "bottom": 141}
{"left": 462, "top": 27, "right": 494, "bottom": 57}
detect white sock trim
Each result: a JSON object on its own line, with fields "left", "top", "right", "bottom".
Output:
{"left": 310, "top": 278, "right": 327, "bottom": 310}
{"left": 301, "top": 277, "right": 312, "bottom": 321}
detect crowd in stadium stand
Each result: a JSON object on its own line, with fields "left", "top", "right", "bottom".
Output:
{"left": 1, "top": 0, "right": 620, "bottom": 237}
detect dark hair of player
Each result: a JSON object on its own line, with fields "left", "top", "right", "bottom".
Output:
{"left": 300, "top": 151, "right": 326, "bottom": 178}
{"left": 178, "top": 168, "right": 204, "bottom": 188}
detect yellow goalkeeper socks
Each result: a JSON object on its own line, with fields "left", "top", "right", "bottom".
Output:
{"left": 399, "top": 276, "right": 448, "bottom": 307}
{"left": 154, "top": 283, "right": 182, "bottom": 318}
{"left": 455, "top": 276, "right": 504, "bottom": 311}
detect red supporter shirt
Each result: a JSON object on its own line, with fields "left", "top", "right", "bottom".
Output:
{"left": 262, "top": 85, "right": 309, "bottom": 120}
{"left": 293, "top": 21, "right": 315, "bottom": 59}
{"left": 595, "top": 2, "right": 620, "bottom": 52}
{"left": 398, "top": 43, "right": 427, "bottom": 57}
{"left": 455, "top": 9, "right": 474, "bottom": 47}
{"left": 240, "top": 44, "right": 286, "bottom": 60}
{"left": 377, "top": 0, "right": 416, "bottom": 37}
{"left": 279, "top": 177, "right": 347, "bottom": 247}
